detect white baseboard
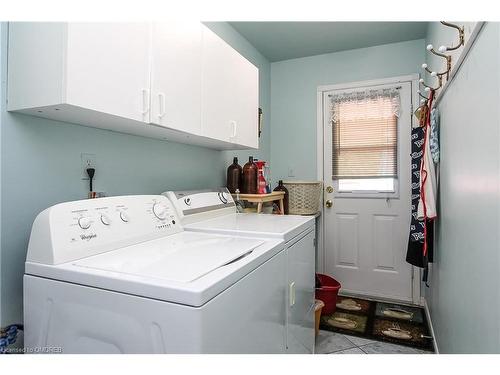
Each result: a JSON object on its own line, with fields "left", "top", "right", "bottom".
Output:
{"left": 422, "top": 297, "right": 439, "bottom": 354}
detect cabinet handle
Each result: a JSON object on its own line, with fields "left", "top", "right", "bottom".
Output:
{"left": 230, "top": 120, "right": 237, "bottom": 139}
{"left": 141, "top": 89, "right": 150, "bottom": 116}
{"left": 158, "top": 93, "right": 166, "bottom": 119}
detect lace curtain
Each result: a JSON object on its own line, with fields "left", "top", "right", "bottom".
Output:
{"left": 329, "top": 87, "right": 401, "bottom": 123}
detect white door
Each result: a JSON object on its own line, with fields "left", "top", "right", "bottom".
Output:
{"left": 150, "top": 21, "right": 202, "bottom": 134}
{"left": 322, "top": 80, "right": 414, "bottom": 302}
{"left": 65, "top": 23, "right": 152, "bottom": 123}
{"left": 201, "top": 25, "right": 259, "bottom": 148}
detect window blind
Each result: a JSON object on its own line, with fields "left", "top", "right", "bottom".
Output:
{"left": 331, "top": 90, "right": 399, "bottom": 179}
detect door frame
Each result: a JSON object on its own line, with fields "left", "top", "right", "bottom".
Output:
{"left": 316, "top": 74, "right": 422, "bottom": 305}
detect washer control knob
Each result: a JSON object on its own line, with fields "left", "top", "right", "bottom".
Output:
{"left": 153, "top": 203, "right": 168, "bottom": 220}
{"left": 100, "top": 214, "right": 111, "bottom": 226}
{"left": 78, "top": 216, "right": 92, "bottom": 230}
{"left": 120, "top": 211, "right": 130, "bottom": 223}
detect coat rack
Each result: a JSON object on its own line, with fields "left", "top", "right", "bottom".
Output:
{"left": 415, "top": 21, "right": 466, "bottom": 118}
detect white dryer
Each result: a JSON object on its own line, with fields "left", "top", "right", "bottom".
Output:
{"left": 24, "top": 195, "right": 287, "bottom": 353}
{"left": 164, "top": 189, "right": 316, "bottom": 353}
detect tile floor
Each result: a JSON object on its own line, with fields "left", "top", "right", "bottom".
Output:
{"left": 315, "top": 330, "right": 433, "bottom": 354}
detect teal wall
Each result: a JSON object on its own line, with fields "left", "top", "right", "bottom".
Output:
{"left": 269, "top": 39, "right": 425, "bottom": 181}
{"left": 424, "top": 22, "right": 500, "bottom": 353}
{"left": 0, "top": 22, "right": 270, "bottom": 326}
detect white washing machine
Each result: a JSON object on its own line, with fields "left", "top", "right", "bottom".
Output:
{"left": 164, "top": 189, "right": 316, "bottom": 353}
{"left": 24, "top": 195, "right": 287, "bottom": 354}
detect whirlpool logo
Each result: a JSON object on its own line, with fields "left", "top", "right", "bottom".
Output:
{"left": 80, "top": 233, "right": 97, "bottom": 241}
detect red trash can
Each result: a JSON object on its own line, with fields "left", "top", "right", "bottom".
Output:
{"left": 315, "top": 274, "right": 341, "bottom": 315}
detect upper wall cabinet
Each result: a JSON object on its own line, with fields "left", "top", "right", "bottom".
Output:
{"left": 7, "top": 23, "right": 151, "bottom": 123}
{"left": 7, "top": 22, "right": 259, "bottom": 150}
{"left": 201, "top": 26, "right": 259, "bottom": 149}
{"left": 150, "top": 21, "right": 202, "bottom": 135}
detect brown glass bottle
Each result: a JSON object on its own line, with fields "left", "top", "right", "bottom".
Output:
{"left": 242, "top": 156, "right": 258, "bottom": 194}
{"left": 226, "top": 157, "right": 242, "bottom": 194}
{"left": 273, "top": 180, "right": 289, "bottom": 214}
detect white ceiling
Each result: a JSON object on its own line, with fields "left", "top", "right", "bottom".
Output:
{"left": 229, "top": 22, "right": 428, "bottom": 62}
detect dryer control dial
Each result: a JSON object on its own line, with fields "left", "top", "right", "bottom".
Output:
{"left": 78, "top": 216, "right": 92, "bottom": 230}
{"left": 119, "top": 211, "right": 130, "bottom": 223}
{"left": 218, "top": 192, "right": 228, "bottom": 204}
{"left": 153, "top": 203, "right": 168, "bottom": 220}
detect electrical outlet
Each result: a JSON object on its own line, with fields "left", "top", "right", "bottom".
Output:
{"left": 288, "top": 167, "right": 295, "bottom": 177}
{"left": 81, "top": 153, "right": 96, "bottom": 179}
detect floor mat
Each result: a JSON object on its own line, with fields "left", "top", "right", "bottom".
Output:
{"left": 319, "top": 295, "right": 434, "bottom": 352}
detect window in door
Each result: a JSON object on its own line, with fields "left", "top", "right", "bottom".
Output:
{"left": 330, "top": 88, "right": 400, "bottom": 195}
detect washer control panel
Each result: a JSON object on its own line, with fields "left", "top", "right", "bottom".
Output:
{"left": 167, "top": 188, "right": 234, "bottom": 213}
{"left": 163, "top": 188, "right": 235, "bottom": 224}
{"left": 27, "top": 195, "right": 182, "bottom": 265}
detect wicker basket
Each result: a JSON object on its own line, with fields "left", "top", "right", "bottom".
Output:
{"left": 283, "top": 180, "right": 323, "bottom": 215}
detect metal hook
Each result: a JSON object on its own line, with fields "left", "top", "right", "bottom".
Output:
{"left": 421, "top": 64, "right": 444, "bottom": 90}
{"left": 417, "top": 89, "right": 429, "bottom": 101}
{"left": 414, "top": 86, "right": 431, "bottom": 121}
{"left": 419, "top": 77, "right": 441, "bottom": 92}
{"left": 426, "top": 44, "right": 452, "bottom": 80}
{"left": 421, "top": 63, "right": 448, "bottom": 79}
{"left": 440, "top": 21, "right": 465, "bottom": 51}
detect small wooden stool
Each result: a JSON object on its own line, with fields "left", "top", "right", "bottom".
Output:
{"left": 231, "top": 191, "right": 285, "bottom": 214}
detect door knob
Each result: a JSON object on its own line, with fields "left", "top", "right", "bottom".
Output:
{"left": 325, "top": 200, "right": 333, "bottom": 208}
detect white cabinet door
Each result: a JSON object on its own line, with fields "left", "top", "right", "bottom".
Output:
{"left": 201, "top": 26, "right": 259, "bottom": 148}
{"left": 64, "top": 23, "right": 152, "bottom": 123}
{"left": 230, "top": 55, "right": 259, "bottom": 148}
{"left": 150, "top": 22, "right": 202, "bottom": 134}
